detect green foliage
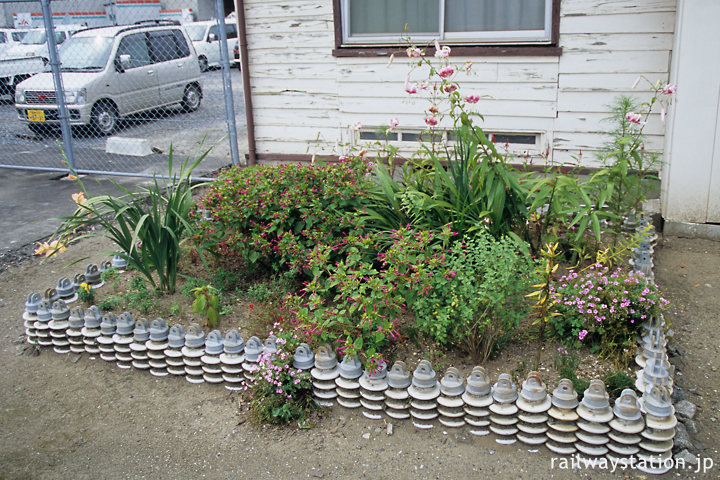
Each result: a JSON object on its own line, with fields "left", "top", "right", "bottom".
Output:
{"left": 169, "top": 301, "right": 181, "bottom": 316}
{"left": 244, "top": 274, "right": 297, "bottom": 304}
{"left": 549, "top": 265, "right": 669, "bottom": 366}
{"left": 191, "top": 285, "right": 220, "bottom": 328}
{"left": 553, "top": 349, "right": 590, "bottom": 400}
{"left": 100, "top": 266, "right": 119, "bottom": 284}
{"left": 194, "top": 159, "right": 373, "bottom": 276}
{"left": 409, "top": 231, "right": 534, "bottom": 362}
{"left": 602, "top": 369, "right": 635, "bottom": 400}
{"left": 56, "top": 148, "right": 208, "bottom": 293}
{"left": 77, "top": 282, "right": 95, "bottom": 304}
{"left": 125, "top": 275, "right": 156, "bottom": 313}
{"left": 98, "top": 294, "right": 123, "bottom": 312}
{"left": 211, "top": 267, "right": 241, "bottom": 293}
{"left": 364, "top": 125, "right": 528, "bottom": 242}
{"left": 179, "top": 275, "right": 207, "bottom": 298}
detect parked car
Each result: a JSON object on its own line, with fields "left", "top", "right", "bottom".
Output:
{"left": 14, "top": 20, "right": 202, "bottom": 135}
{"left": 3, "top": 24, "right": 84, "bottom": 61}
{"left": 0, "top": 28, "right": 28, "bottom": 54}
{"left": 183, "top": 20, "right": 238, "bottom": 72}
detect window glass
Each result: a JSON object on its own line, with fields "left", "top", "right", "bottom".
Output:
{"left": 0, "top": 32, "right": 6, "bottom": 43}
{"left": 349, "top": 0, "right": 438, "bottom": 36}
{"left": 148, "top": 30, "right": 182, "bottom": 62}
{"left": 173, "top": 30, "right": 190, "bottom": 57}
{"left": 184, "top": 24, "right": 206, "bottom": 41}
{"left": 117, "top": 33, "right": 152, "bottom": 68}
{"left": 58, "top": 36, "right": 114, "bottom": 70}
{"left": 445, "top": 0, "right": 545, "bottom": 32}
{"left": 208, "top": 24, "right": 236, "bottom": 40}
{"left": 13, "top": 31, "right": 27, "bottom": 42}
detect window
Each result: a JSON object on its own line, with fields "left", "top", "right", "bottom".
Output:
{"left": 148, "top": 30, "right": 189, "bottom": 63}
{"left": 0, "top": 32, "right": 6, "bottom": 43}
{"left": 209, "top": 24, "right": 237, "bottom": 41}
{"left": 340, "top": 0, "right": 553, "bottom": 46}
{"left": 117, "top": 33, "right": 152, "bottom": 68}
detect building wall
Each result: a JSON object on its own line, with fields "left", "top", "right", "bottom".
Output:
{"left": 243, "top": 0, "right": 676, "bottom": 167}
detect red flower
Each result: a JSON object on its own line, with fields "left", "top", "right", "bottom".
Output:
{"left": 249, "top": 303, "right": 254, "bottom": 309}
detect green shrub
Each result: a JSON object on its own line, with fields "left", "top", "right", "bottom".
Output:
{"left": 409, "top": 231, "right": 534, "bottom": 362}
{"left": 98, "top": 295, "right": 123, "bottom": 312}
{"left": 194, "top": 159, "right": 373, "bottom": 276}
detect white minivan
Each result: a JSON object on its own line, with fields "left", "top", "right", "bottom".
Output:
{"left": 183, "top": 20, "right": 237, "bottom": 72}
{"left": 0, "top": 28, "right": 28, "bottom": 55}
{"left": 14, "top": 21, "right": 202, "bottom": 135}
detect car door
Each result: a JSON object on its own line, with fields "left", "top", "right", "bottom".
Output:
{"left": 148, "top": 29, "right": 192, "bottom": 105}
{"left": 111, "top": 32, "right": 159, "bottom": 114}
{"left": 207, "top": 23, "right": 237, "bottom": 67}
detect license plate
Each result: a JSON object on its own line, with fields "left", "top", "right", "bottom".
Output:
{"left": 27, "top": 110, "right": 45, "bottom": 122}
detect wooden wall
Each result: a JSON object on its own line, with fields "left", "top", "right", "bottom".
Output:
{"left": 243, "top": 0, "right": 676, "bottom": 167}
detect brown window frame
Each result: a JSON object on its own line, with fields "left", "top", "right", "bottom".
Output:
{"left": 332, "top": 0, "right": 561, "bottom": 58}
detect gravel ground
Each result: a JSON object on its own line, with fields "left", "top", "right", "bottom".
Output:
{"left": 0, "top": 234, "right": 718, "bottom": 480}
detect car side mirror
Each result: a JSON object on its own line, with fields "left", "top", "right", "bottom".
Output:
{"left": 115, "top": 54, "right": 131, "bottom": 72}
{"left": 208, "top": 33, "right": 216, "bottom": 42}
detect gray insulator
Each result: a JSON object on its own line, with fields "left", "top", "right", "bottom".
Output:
{"left": 223, "top": 330, "right": 244, "bottom": 354}
{"left": 111, "top": 253, "right": 128, "bottom": 268}
{"left": 98, "top": 260, "right": 113, "bottom": 273}
{"left": 133, "top": 318, "right": 151, "bottom": 342}
{"left": 149, "top": 318, "right": 169, "bottom": 342}
{"left": 184, "top": 324, "right": 206, "bottom": 348}
{"left": 641, "top": 357, "right": 672, "bottom": 388}
{"left": 642, "top": 386, "right": 674, "bottom": 418}
{"left": 116, "top": 312, "right": 134, "bottom": 335}
{"left": 205, "top": 330, "right": 224, "bottom": 355}
{"left": 25, "top": 293, "right": 42, "bottom": 314}
{"left": 73, "top": 273, "right": 86, "bottom": 291}
{"left": 613, "top": 389, "right": 642, "bottom": 422}
{"left": 387, "top": 361, "right": 411, "bottom": 389}
{"left": 44, "top": 288, "right": 59, "bottom": 303}
{"left": 36, "top": 300, "right": 53, "bottom": 322}
{"left": 83, "top": 306, "right": 102, "bottom": 328}
{"left": 167, "top": 324, "right": 186, "bottom": 348}
{"left": 551, "top": 378, "right": 579, "bottom": 410}
{"left": 314, "top": 344, "right": 338, "bottom": 370}
{"left": 100, "top": 313, "right": 117, "bottom": 335}
{"left": 440, "top": 367, "right": 465, "bottom": 396}
{"left": 85, "top": 264, "right": 101, "bottom": 284}
{"left": 465, "top": 366, "right": 492, "bottom": 397}
{"left": 293, "top": 343, "right": 314, "bottom": 370}
{"left": 492, "top": 373, "right": 518, "bottom": 404}
{"left": 412, "top": 360, "right": 438, "bottom": 389}
{"left": 50, "top": 300, "right": 70, "bottom": 321}
{"left": 244, "top": 336, "right": 263, "bottom": 362}
{"left": 517, "top": 372, "right": 551, "bottom": 414}
{"left": 580, "top": 380, "right": 610, "bottom": 411}
{"left": 68, "top": 307, "right": 85, "bottom": 329}
{"left": 56, "top": 277, "right": 75, "bottom": 298}
{"left": 338, "top": 355, "right": 363, "bottom": 380}
{"left": 263, "top": 335, "right": 278, "bottom": 355}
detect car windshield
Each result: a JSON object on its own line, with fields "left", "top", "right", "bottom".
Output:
{"left": 13, "top": 31, "right": 27, "bottom": 42}
{"left": 50, "top": 36, "right": 114, "bottom": 71}
{"left": 184, "top": 24, "right": 206, "bottom": 41}
{"left": 20, "top": 29, "right": 46, "bottom": 45}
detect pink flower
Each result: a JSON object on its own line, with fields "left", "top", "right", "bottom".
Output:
{"left": 662, "top": 83, "right": 677, "bottom": 94}
{"left": 465, "top": 95, "right": 480, "bottom": 104}
{"left": 434, "top": 40, "right": 451, "bottom": 58}
{"left": 443, "top": 84, "right": 457, "bottom": 93}
{"left": 438, "top": 66, "right": 455, "bottom": 78}
{"left": 625, "top": 112, "right": 644, "bottom": 125}
{"left": 406, "top": 47, "right": 423, "bottom": 58}
{"left": 404, "top": 76, "right": 418, "bottom": 94}
{"left": 578, "top": 329, "right": 588, "bottom": 340}
{"left": 424, "top": 116, "right": 438, "bottom": 126}
{"left": 389, "top": 117, "right": 399, "bottom": 128}
{"left": 351, "top": 122, "right": 362, "bottom": 131}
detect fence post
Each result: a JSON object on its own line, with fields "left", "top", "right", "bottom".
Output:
{"left": 39, "top": 0, "right": 76, "bottom": 172}
{"left": 214, "top": 0, "right": 241, "bottom": 167}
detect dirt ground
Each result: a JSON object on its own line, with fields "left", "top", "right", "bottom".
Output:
{"left": 0, "top": 234, "right": 718, "bottom": 480}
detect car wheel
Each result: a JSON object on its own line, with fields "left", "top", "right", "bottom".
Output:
{"left": 90, "top": 101, "right": 118, "bottom": 136}
{"left": 181, "top": 84, "right": 202, "bottom": 112}
{"left": 198, "top": 56, "right": 208, "bottom": 72}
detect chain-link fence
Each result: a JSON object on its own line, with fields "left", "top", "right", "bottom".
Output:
{"left": 0, "top": 0, "right": 243, "bottom": 179}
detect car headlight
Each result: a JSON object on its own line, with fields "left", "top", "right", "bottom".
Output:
{"left": 64, "top": 88, "right": 86, "bottom": 105}
{"left": 15, "top": 88, "right": 24, "bottom": 104}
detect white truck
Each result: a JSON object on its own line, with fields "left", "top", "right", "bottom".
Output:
{"left": 0, "top": 25, "right": 84, "bottom": 97}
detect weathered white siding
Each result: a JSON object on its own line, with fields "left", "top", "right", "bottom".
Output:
{"left": 242, "top": 0, "right": 675, "bottom": 167}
